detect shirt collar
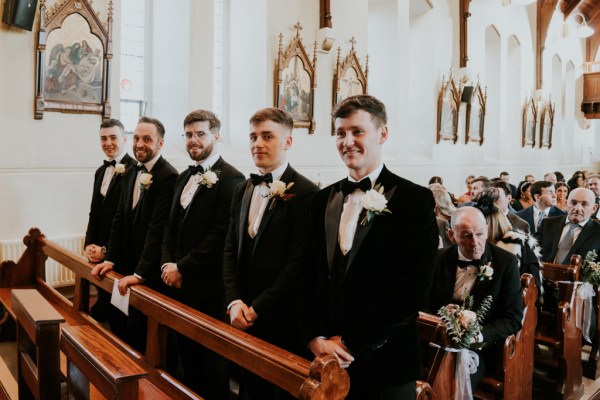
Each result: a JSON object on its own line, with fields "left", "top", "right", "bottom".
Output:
{"left": 139, "top": 153, "right": 161, "bottom": 173}
{"left": 567, "top": 218, "right": 587, "bottom": 228}
{"left": 457, "top": 248, "right": 473, "bottom": 262}
{"left": 107, "top": 151, "right": 126, "bottom": 163}
{"left": 197, "top": 152, "right": 220, "bottom": 171}
{"left": 259, "top": 161, "right": 288, "bottom": 182}
{"left": 347, "top": 163, "right": 384, "bottom": 189}
{"left": 533, "top": 205, "right": 551, "bottom": 215}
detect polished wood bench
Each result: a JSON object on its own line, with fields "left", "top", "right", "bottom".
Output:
{"left": 535, "top": 255, "right": 583, "bottom": 400}
{"left": 0, "top": 228, "right": 350, "bottom": 400}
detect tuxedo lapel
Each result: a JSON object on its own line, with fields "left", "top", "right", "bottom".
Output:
{"left": 237, "top": 181, "right": 254, "bottom": 261}
{"left": 325, "top": 185, "right": 344, "bottom": 272}
{"left": 170, "top": 170, "right": 191, "bottom": 223}
{"left": 94, "top": 166, "right": 106, "bottom": 198}
{"left": 443, "top": 246, "right": 459, "bottom": 303}
{"left": 549, "top": 216, "right": 567, "bottom": 260}
{"left": 467, "top": 245, "right": 493, "bottom": 302}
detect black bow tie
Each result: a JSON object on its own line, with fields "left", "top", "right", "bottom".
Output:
{"left": 104, "top": 160, "right": 116, "bottom": 167}
{"left": 250, "top": 173, "right": 273, "bottom": 186}
{"left": 188, "top": 165, "right": 204, "bottom": 175}
{"left": 135, "top": 164, "right": 147, "bottom": 173}
{"left": 341, "top": 178, "right": 372, "bottom": 196}
{"left": 457, "top": 259, "right": 482, "bottom": 269}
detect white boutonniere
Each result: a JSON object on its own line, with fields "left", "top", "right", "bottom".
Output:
{"left": 478, "top": 262, "right": 494, "bottom": 282}
{"left": 139, "top": 172, "right": 153, "bottom": 192}
{"left": 265, "top": 180, "right": 295, "bottom": 210}
{"left": 359, "top": 184, "right": 391, "bottom": 226}
{"left": 199, "top": 168, "right": 220, "bottom": 188}
{"left": 114, "top": 163, "right": 126, "bottom": 175}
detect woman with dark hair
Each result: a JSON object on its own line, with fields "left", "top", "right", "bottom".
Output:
{"left": 567, "top": 174, "right": 583, "bottom": 191}
{"left": 512, "top": 181, "right": 534, "bottom": 211}
{"left": 555, "top": 182, "right": 569, "bottom": 211}
{"left": 475, "top": 190, "right": 543, "bottom": 294}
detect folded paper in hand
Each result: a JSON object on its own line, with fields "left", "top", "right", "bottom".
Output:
{"left": 110, "top": 278, "right": 130, "bottom": 315}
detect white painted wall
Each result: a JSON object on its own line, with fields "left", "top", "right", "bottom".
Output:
{"left": 0, "top": 0, "right": 598, "bottom": 248}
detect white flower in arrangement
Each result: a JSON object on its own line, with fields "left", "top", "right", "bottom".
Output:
{"left": 478, "top": 262, "right": 494, "bottom": 281}
{"left": 139, "top": 173, "right": 153, "bottom": 191}
{"left": 200, "top": 170, "right": 219, "bottom": 188}
{"left": 459, "top": 309, "right": 477, "bottom": 329}
{"left": 269, "top": 180, "right": 293, "bottom": 197}
{"left": 359, "top": 184, "right": 391, "bottom": 226}
{"left": 114, "top": 163, "right": 126, "bottom": 175}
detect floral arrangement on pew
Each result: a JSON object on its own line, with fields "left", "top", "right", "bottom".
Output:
{"left": 437, "top": 294, "right": 492, "bottom": 400}
{"left": 578, "top": 250, "right": 599, "bottom": 343}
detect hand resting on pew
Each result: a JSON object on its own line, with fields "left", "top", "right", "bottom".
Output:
{"left": 309, "top": 336, "right": 354, "bottom": 369}
{"left": 85, "top": 244, "right": 105, "bottom": 263}
{"left": 228, "top": 301, "right": 258, "bottom": 330}
{"left": 160, "top": 262, "right": 182, "bottom": 288}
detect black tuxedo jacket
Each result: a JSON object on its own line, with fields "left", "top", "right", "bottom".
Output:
{"left": 536, "top": 215, "right": 600, "bottom": 264}
{"left": 516, "top": 205, "right": 565, "bottom": 234}
{"left": 105, "top": 155, "right": 178, "bottom": 285}
{"left": 85, "top": 153, "right": 136, "bottom": 247}
{"left": 223, "top": 165, "right": 318, "bottom": 349}
{"left": 161, "top": 157, "right": 244, "bottom": 309}
{"left": 429, "top": 243, "right": 523, "bottom": 345}
{"left": 301, "top": 166, "right": 438, "bottom": 384}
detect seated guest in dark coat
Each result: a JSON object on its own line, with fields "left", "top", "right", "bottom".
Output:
{"left": 429, "top": 207, "right": 523, "bottom": 390}
{"left": 430, "top": 183, "right": 455, "bottom": 248}
{"left": 516, "top": 180, "right": 565, "bottom": 234}
{"left": 492, "top": 181, "right": 530, "bottom": 234}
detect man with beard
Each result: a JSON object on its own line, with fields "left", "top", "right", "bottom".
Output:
{"left": 92, "top": 117, "right": 178, "bottom": 353}
{"left": 161, "top": 110, "right": 244, "bottom": 399}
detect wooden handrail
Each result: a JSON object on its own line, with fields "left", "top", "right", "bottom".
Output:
{"left": 7, "top": 228, "right": 350, "bottom": 400}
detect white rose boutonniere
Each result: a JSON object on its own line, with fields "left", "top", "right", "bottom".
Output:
{"left": 139, "top": 172, "right": 153, "bottom": 192}
{"left": 359, "top": 184, "right": 391, "bottom": 226}
{"left": 199, "top": 169, "right": 220, "bottom": 188}
{"left": 114, "top": 163, "right": 126, "bottom": 175}
{"left": 265, "top": 180, "right": 295, "bottom": 210}
{"left": 478, "top": 262, "right": 494, "bottom": 282}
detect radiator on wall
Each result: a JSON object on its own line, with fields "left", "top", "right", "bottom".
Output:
{"left": 0, "top": 234, "right": 84, "bottom": 288}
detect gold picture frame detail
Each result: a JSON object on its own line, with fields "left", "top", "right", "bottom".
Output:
{"left": 436, "top": 70, "right": 461, "bottom": 144}
{"left": 332, "top": 37, "right": 368, "bottom": 135}
{"left": 275, "top": 22, "right": 318, "bottom": 133}
{"left": 521, "top": 96, "right": 537, "bottom": 148}
{"left": 539, "top": 99, "right": 555, "bottom": 149}
{"left": 34, "top": 0, "right": 113, "bottom": 120}
{"left": 465, "top": 83, "right": 487, "bottom": 145}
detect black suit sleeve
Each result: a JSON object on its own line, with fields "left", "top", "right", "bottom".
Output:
{"left": 104, "top": 169, "right": 133, "bottom": 266}
{"left": 84, "top": 167, "right": 103, "bottom": 247}
{"left": 223, "top": 181, "right": 247, "bottom": 305}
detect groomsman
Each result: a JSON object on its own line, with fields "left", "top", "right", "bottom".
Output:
{"left": 161, "top": 110, "right": 244, "bottom": 399}
{"left": 84, "top": 119, "right": 136, "bottom": 320}
{"left": 300, "top": 95, "right": 438, "bottom": 399}
{"left": 223, "top": 107, "right": 318, "bottom": 399}
{"left": 92, "top": 116, "right": 178, "bottom": 353}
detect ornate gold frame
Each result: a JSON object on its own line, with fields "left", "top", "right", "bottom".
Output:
{"left": 539, "top": 99, "right": 555, "bottom": 149}
{"left": 521, "top": 96, "right": 537, "bottom": 148}
{"left": 275, "top": 23, "right": 317, "bottom": 133}
{"left": 34, "top": 0, "right": 113, "bottom": 120}
{"left": 436, "top": 70, "right": 461, "bottom": 144}
{"left": 465, "top": 83, "right": 487, "bottom": 145}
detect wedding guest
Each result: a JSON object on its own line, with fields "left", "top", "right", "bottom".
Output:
{"left": 456, "top": 175, "right": 475, "bottom": 204}
{"left": 512, "top": 181, "right": 534, "bottom": 212}
{"left": 555, "top": 171, "right": 565, "bottom": 183}
{"left": 544, "top": 172, "right": 558, "bottom": 185}
{"left": 91, "top": 117, "right": 178, "bottom": 353}
{"left": 491, "top": 181, "right": 530, "bottom": 234}
{"left": 555, "top": 182, "right": 569, "bottom": 212}
{"left": 459, "top": 176, "right": 491, "bottom": 207}
{"left": 84, "top": 119, "right": 136, "bottom": 321}
{"left": 430, "top": 183, "right": 455, "bottom": 248}
{"left": 301, "top": 95, "right": 438, "bottom": 399}
{"left": 585, "top": 175, "right": 600, "bottom": 218}
{"left": 223, "top": 107, "right": 318, "bottom": 400}
{"left": 499, "top": 171, "right": 517, "bottom": 198}
{"left": 516, "top": 181, "right": 565, "bottom": 234}
{"left": 567, "top": 173, "right": 584, "bottom": 191}
{"left": 160, "top": 110, "right": 244, "bottom": 399}
{"left": 429, "top": 207, "right": 523, "bottom": 390}
{"left": 428, "top": 176, "right": 444, "bottom": 185}
{"left": 524, "top": 174, "right": 535, "bottom": 184}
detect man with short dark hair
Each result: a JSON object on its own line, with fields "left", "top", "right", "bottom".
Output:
{"left": 586, "top": 175, "right": 600, "bottom": 219}
{"left": 223, "top": 107, "right": 318, "bottom": 399}
{"left": 161, "top": 110, "right": 244, "bottom": 399}
{"left": 499, "top": 171, "right": 517, "bottom": 198}
{"left": 92, "top": 116, "right": 178, "bottom": 352}
{"left": 84, "top": 119, "right": 136, "bottom": 320}
{"left": 516, "top": 181, "right": 565, "bottom": 234}
{"left": 492, "top": 181, "right": 530, "bottom": 234}
{"left": 459, "top": 176, "right": 491, "bottom": 207}
{"left": 301, "top": 95, "right": 438, "bottom": 399}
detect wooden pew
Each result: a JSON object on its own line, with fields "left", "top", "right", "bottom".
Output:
{"left": 419, "top": 273, "right": 537, "bottom": 400}
{"left": 583, "top": 285, "right": 600, "bottom": 380}
{"left": 535, "top": 255, "right": 583, "bottom": 400}
{"left": 0, "top": 228, "right": 350, "bottom": 400}
{"left": 11, "top": 289, "right": 64, "bottom": 400}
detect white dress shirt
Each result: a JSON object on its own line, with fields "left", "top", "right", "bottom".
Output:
{"left": 453, "top": 249, "right": 479, "bottom": 302}
{"left": 247, "top": 162, "right": 288, "bottom": 238}
{"left": 180, "top": 153, "right": 220, "bottom": 208}
{"left": 132, "top": 154, "right": 161, "bottom": 209}
{"left": 100, "top": 152, "right": 127, "bottom": 197}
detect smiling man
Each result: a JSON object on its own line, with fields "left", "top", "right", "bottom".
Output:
{"left": 84, "top": 119, "right": 136, "bottom": 320}
{"left": 92, "top": 116, "right": 178, "bottom": 352}
{"left": 300, "top": 95, "right": 438, "bottom": 399}
{"left": 223, "top": 107, "right": 318, "bottom": 400}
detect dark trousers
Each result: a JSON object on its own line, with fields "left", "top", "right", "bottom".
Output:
{"left": 239, "top": 370, "right": 295, "bottom": 400}
{"left": 108, "top": 304, "right": 147, "bottom": 354}
{"left": 347, "top": 379, "right": 416, "bottom": 400}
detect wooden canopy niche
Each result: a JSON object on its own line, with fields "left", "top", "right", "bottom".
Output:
{"left": 34, "top": 0, "right": 113, "bottom": 120}
{"left": 522, "top": 96, "right": 537, "bottom": 148}
{"left": 465, "top": 82, "right": 487, "bottom": 145}
{"left": 275, "top": 23, "right": 318, "bottom": 133}
{"left": 436, "top": 71, "right": 461, "bottom": 144}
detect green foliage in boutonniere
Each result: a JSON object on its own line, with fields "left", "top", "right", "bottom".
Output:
{"left": 199, "top": 168, "right": 221, "bottom": 188}
{"left": 477, "top": 261, "right": 494, "bottom": 282}
{"left": 438, "top": 294, "right": 493, "bottom": 349}
{"left": 359, "top": 183, "right": 391, "bottom": 226}
{"left": 139, "top": 172, "right": 153, "bottom": 192}
{"left": 265, "top": 180, "right": 295, "bottom": 210}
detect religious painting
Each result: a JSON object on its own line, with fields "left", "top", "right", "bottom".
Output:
{"left": 539, "top": 100, "right": 555, "bottom": 149}
{"left": 332, "top": 38, "right": 368, "bottom": 134}
{"left": 465, "top": 83, "right": 487, "bottom": 145}
{"left": 35, "top": 0, "right": 113, "bottom": 120}
{"left": 521, "top": 96, "right": 537, "bottom": 148}
{"left": 275, "top": 23, "right": 318, "bottom": 133}
{"left": 436, "top": 71, "right": 461, "bottom": 144}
